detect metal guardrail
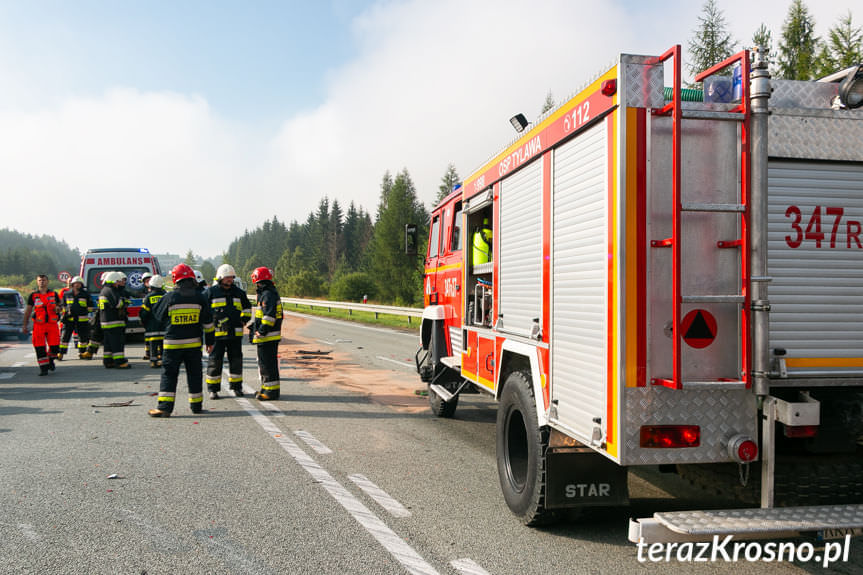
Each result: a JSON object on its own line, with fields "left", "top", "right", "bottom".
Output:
{"left": 278, "top": 297, "right": 423, "bottom": 323}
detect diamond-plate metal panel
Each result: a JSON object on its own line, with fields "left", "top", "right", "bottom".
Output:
{"left": 769, "top": 113, "right": 863, "bottom": 162}
{"left": 771, "top": 79, "right": 837, "bottom": 109}
{"left": 622, "top": 387, "right": 757, "bottom": 465}
{"left": 623, "top": 61, "right": 664, "bottom": 109}
{"left": 655, "top": 504, "right": 863, "bottom": 535}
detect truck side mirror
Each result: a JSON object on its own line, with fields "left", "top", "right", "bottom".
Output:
{"left": 405, "top": 224, "right": 418, "bottom": 255}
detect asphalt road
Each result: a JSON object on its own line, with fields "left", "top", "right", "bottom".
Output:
{"left": 1, "top": 317, "right": 861, "bottom": 575}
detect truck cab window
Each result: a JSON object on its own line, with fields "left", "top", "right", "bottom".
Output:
{"left": 429, "top": 215, "right": 440, "bottom": 258}
{"left": 451, "top": 202, "right": 463, "bottom": 252}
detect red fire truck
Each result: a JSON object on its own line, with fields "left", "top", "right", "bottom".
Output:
{"left": 415, "top": 46, "right": 863, "bottom": 541}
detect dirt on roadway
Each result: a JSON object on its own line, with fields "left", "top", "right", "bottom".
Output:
{"left": 277, "top": 316, "right": 429, "bottom": 413}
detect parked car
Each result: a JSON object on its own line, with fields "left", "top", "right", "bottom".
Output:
{"left": 0, "top": 288, "right": 28, "bottom": 341}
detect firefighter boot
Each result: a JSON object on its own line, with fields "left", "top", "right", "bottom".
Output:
{"left": 148, "top": 409, "right": 171, "bottom": 418}
{"left": 231, "top": 386, "right": 244, "bottom": 397}
{"left": 150, "top": 360, "right": 160, "bottom": 369}
{"left": 79, "top": 350, "right": 93, "bottom": 360}
{"left": 115, "top": 360, "right": 131, "bottom": 369}
{"left": 48, "top": 359, "right": 56, "bottom": 371}
{"left": 56, "top": 353, "right": 64, "bottom": 361}
{"left": 38, "top": 365, "right": 49, "bottom": 376}
{"left": 209, "top": 391, "right": 220, "bottom": 400}
{"left": 254, "top": 391, "right": 272, "bottom": 401}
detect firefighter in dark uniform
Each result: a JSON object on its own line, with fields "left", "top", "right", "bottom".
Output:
{"left": 99, "top": 271, "right": 130, "bottom": 369}
{"left": 249, "top": 266, "right": 283, "bottom": 401}
{"left": 139, "top": 274, "right": 167, "bottom": 368}
{"left": 21, "top": 274, "right": 62, "bottom": 376}
{"left": 148, "top": 264, "right": 215, "bottom": 417}
{"left": 59, "top": 276, "right": 93, "bottom": 359}
{"left": 205, "top": 264, "right": 251, "bottom": 399}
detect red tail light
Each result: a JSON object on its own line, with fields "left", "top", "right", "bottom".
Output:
{"left": 639, "top": 425, "right": 700, "bottom": 448}
{"left": 783, "top": 424, "right": 818, "bottom": 439}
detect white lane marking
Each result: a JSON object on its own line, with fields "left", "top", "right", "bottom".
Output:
{"left": 242, "top": 384, "right": 285, "bottom": 416}
{"left": 450, "top": 558, "right": 492, "bottom": 575}
{"left": 316, "top": 338, "right": 334, "bottom": 345}
{"left": 376, "top": 355, "right": 414, "bottom": 369}
{"left": 348, "top": 474, "right": 411, "bottom": 518}
{"left": 25, "top": 353, "right": 35, "bottom": 359}
{"left": 12, "top": 362, "right": 25, "bottom": 367}
{"left": 236, "top": 398, "right": 440, "bottom": 575}
{"left": 0, "top": 372, "right": 15, "bottom": 380}
{"left": 294, "top": 429, "right": 333, "bottom": 454}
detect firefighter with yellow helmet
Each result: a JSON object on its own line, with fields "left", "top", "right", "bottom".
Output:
{"left": 139, "top": 274, "right": 167, "bottom": 368}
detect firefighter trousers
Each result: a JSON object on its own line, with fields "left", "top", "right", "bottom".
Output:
{"left": 102, "top": 327, "right": 126, "bottom": 367}
{"left": 206, "top": 338, "right": 243, "bottom": 392}
{"left": 156, "top": 348, "right": 204, "bottom": 413}
{"left": 60, "top": 319, "right": 90, "bottom": 355}
{"left": 32, "top": 322, "right": 60, "bottom": 373}
{"left": 256, "top": 340, "right": 280, "bottom": 399}
{"left": 147, "top": 337, "right": 164, "bottom": 362}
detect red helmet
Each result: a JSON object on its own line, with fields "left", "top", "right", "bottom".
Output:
{"left": 251, "top": 266, "right": 273, "bottom": 283}
{"left": 171, "top": 263, "right": 196, "bottom": 283}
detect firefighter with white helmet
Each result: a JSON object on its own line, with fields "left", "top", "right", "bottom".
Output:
{"left": 204, "top": 263, "right": 252, "bottom": 399}
{"left": 139, "top": 274, "right": 167, "bottom": 368}
{"left": 86, "top": 271, "right": 111, "bottom": 358}
{"left": 140, "top": 272, "right": 154, "bottom": 360}
{"left": 98, "top": 271, "right": 130, "bottom": 368}
{"left": 59, "top": 275, "right": 93, "bottom": 359}
{"left": 148, "top": 264, "right": 215, "bottom": 417}
{"left": 249, "top": 266, "right": 283, "bottom": 401}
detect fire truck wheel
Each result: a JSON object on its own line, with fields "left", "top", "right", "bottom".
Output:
{"left": 429, "top": 385, "right": 459, "bottom": 418}
{"left": 496, "top": 371, "right": 555, "bottom": 526}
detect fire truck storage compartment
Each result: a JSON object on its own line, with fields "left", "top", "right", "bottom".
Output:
{"left": 550, "top": 120, "right": 610, "bottom": 444}
{"left": 498, "top": 158, "right": 543, "bottom": 337}
{"left": 767, "top": 160, "right": 863, "bottom": 377}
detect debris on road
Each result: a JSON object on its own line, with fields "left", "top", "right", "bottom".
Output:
{"left": 91, "top": 400, "right": 137, "bottom": 407}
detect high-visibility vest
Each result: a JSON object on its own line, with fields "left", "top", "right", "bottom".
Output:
{"left": 472, "top": 224, "right": 493, "bottom": 265}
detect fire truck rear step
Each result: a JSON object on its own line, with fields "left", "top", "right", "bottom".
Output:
{"left": 629, "top": 504, "right": 863, "bottom": 543}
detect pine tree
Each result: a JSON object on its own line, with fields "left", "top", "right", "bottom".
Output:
{"left": 687, "top": 0, "right": 736, "bottom": 79}
{"left": 540, "top": 91, "right": 555, "bottom": 114}
{"left": 369, "top": 169, "right": 428, "bottom": 305}
{"left": 184, "top": 250, "right": 196, "bottom": 266}
{"left": 820, "top": 11, "right": 863, "bottom": 74}
{"left": 435, "top": 163, "right": 461, "bottom": 205}
{"left": 777, "top": 0, "right": 818, "bottom": 80}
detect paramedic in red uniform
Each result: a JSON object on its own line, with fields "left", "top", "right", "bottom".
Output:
{"left": 21, "top": 274, "right": 62, "bottom": 376}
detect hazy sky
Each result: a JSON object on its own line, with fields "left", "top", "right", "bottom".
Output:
{"left": 0, "top": 0, "right": 856, "bottom": 258}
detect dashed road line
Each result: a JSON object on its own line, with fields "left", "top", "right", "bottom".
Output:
{"left": 236, "top": 398, "right": 440, "bottom": 575}
{"left": 0, "top": 372, "right": 15, "bottom": 380}
{"left": 376, "top": 355, "right": 414, "bottom": 369}
{"left": 294, "top": 429, "right": 333, "bottom": 454}
{"left": 348, "top": 474, "right": 411, "bottom": 518}
{"left": 451, "top": 558, "right": 492, "bottom": 575}
{"left": 13, "top": 362, "right": 25, "bottom": 367}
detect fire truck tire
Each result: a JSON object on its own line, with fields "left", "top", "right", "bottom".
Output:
{"left": 496, "top": 371, "right": 555, "bottom": 526}
{"left": 429, "top": 385, "right": 459, "bottom": 418}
